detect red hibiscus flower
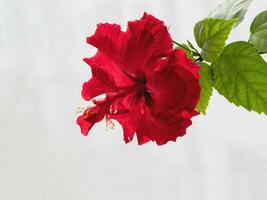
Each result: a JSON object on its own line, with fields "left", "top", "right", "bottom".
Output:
{"left": 77, "top": 13, "right": 200, "bottom": 145}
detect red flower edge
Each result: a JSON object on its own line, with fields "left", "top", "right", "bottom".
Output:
{"left": 77, "top": 13, "right": 200, "bottom": 145}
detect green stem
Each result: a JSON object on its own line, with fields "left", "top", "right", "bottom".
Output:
{"left": 194, "top": 57, "right": 203, "bottom": 62}
{"left": 172, "top": 40, "right": 191, "bottom": 52}
{"left": 172, "top": 40, "right": 203, "bottom": 63}
{"left": 187, "top": 40, "right": 201, "bottom": 56}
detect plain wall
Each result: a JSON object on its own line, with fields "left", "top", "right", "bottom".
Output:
{"left": 1, "top": 0, "right": 267, "bottom": 199}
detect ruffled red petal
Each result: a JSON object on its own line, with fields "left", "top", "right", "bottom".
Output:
{"left": 147, "top": 49, "right": 200, "bottom": 113}
{"left": 172, "top": 49, "right": 200, "bottom": 111}
{"left": 82, "top": 52, "right": 134, "bottom": 100}
{"left": 81, "top": 77, "right": 111, "bottom": 101}
{"left": 76, "top": 101, "right": 108, "bottom": 136}
{"left": 86, "top": 23, "right": 126, "bottom": 64}
{"left": 174, "top": 49, "right": 199, "bottom": 79}
{"left": 110, "top": 92, "right": 145, "bottom": 143}
{"left": 136, "top": 108, "right": 195, "bottom": 145}
{"left": 122, "top": 12, "right": 173, "bottom": 75}
{"left": 76, "top": 115, "right": 94, "bottom": 136}
{"left": 86, "top": 13, "right": 172, "bottom": 79}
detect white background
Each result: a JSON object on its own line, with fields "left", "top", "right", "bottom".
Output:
{"left": 1, "top": 0, "right": 267, "bottom": 199}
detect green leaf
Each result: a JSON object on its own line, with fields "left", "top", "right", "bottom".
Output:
{"left": 196, "top": 62, "right": 213, "bottom": 114}
{"left": 250, "top": 10, "right": 267, "bottom": 33}
{"left": 250, "top": 10, "right": 267, "bottom": 52}
{"left": 194, "top": 18, "right": 236, "bottom": 62}
{"left": 250, "top": 30, "right": 267, "bottom": 52}
{"left": 212, "top": 41, "right": 267, "bottom": 115}
{"left": 209, "top": 0, "right": 253, "bottom": 27}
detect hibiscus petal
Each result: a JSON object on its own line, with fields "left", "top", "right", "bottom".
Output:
{"left": 122, "top": 12, "right": 173, "bottom": 75}
{"left": 111, "top": 93, "right": 145, "bottom": 144}
{"left": 146, "top": 59, "right": 187, "bottom": 111}
{"left": 147, "top": 49, "right": 200, "bottom": 112}
{"left": 76, "top": 102, "right": 108, "bottom": 136}
{"left": 82, "top": 52, "right": 134, "bottom": 100}
{"left": 113, "top": 108, "right": 141, "bottom": 143}
{"left": 173, "top": 49, "right": 199, "bottom": 79}
{"left": 86, "top": 23, "right": 126, "bottom": 64}
{"left": 76, "top": 115, "right": 94, "bottom": 136}
{"left": 81, "top": 77, "right": 110, "bottom": 101}
{"left": 136, "top": 108, "right": 195, "bottom": 145}
{"left": 172, "top": 49, "right": 200, "bottom": 111}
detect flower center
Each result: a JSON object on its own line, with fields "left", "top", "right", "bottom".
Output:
{"left": 142, "top": 87, "right": 152, "bottom": 105}
{"left": 82, "top": 78, "right": 152, "bottom": 124}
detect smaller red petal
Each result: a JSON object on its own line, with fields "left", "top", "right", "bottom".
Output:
{"left": 136, "top": 134, "right": 151, "bottom": 145}
{"left": 82, "top": 52, "right": 135, "bottom": 101}
{"left": 86, "top": 23, "right": 126, "bottom": 65}
{"left": 76, "top": 115, "right": 94, "bottom": 136}
{"left": 136, "top": 107, "right": 198, "bottom": 145}
{"left": 76, "top": 100, "right": 109, "bottom": 136}
{"left": 84, "top": 52, "right": 134, "bottom": 86}
{"left": 172, "top": 49, "right": 200, "bottom": 79}
{"left": 111, "top": 93, "right": 145, "bottom": 144}
{"left": 81, "top": 77, "right": 111, "bottom": 101}
{"left": 83, "top": 57, "right": 117, "bottom": 90}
